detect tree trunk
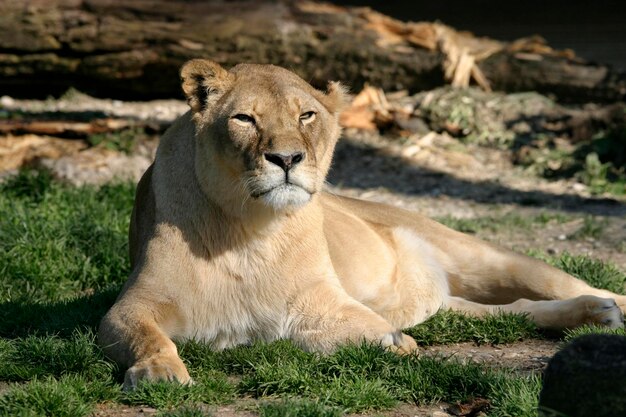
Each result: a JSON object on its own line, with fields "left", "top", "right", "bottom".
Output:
{"left": 1, "top": 0, "right": 624, "bottom": 102}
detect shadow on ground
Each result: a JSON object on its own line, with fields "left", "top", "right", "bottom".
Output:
{"left": 328, "top": 139, "right": 626, "bottom": 217}
{"left": 0, "top": 288, "right": 119, "bottom": 338}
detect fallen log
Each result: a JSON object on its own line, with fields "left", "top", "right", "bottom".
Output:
{"left": 0, "top": 119, "right": 140, "bottom": 138}
{"left": 1, "top": 0, "right": 624, "bottom": 102}
{"left": 0, "top": 134, "right": 86, "bottom": 171}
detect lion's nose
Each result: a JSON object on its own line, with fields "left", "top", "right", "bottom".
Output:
{"left": 264, "top": 152, "right": 305, "bottom": 172}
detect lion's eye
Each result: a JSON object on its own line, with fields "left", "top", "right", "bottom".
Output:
{"left": 299, "top": 111, "right": 316, "bottom": 124}
{"left": 232, "top": 114, "right": 255, "bottom": 125}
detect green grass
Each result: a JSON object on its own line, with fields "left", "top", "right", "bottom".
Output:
{"left": 563, "top": 325, "right": 626, "bottom": 342}
{"left": 0, "top": 331, "right": 113, "bottom": 381}
{"left": 259, "top": 400, "right": 343, "bottom": 417}
{"left": 437, "top": 211, "right": 570, "bottom": 235}
{"left": 0, "top": 375, "right": 111, "bottom": 416}
{"left": 1, "top": 169, "right": 625, "bottom": 416}
{"left": 0, "top": 334, "right": 541, "bottom": 416}
{"left": 439, "top": 211, "right": 614, "bottom": 246}
{"left": 125, "top": 374, "right": 234, "bottom": 409}
{"left": 176, "top": 340, "right": 540, "bottom": 416}
{"left": 405, "top": 310, "right": 538, "bottom": 345}
{"left": 158, "top": 405, "right": 214, "bottom": 417}
{"left": 568, "top": 216, "right": 609, "bottom": 240}
{"left": 0, "top": 169, "right": 133, "bottom": 303}
{"left": 157, "top": 401, "right": 344, "bottom": 417}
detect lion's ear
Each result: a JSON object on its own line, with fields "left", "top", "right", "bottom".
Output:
{"left": 323, "top": 81, "right": 349, "bottom": 114}
{"left": 180, "top": 59, "right": 233, "bottom": 114}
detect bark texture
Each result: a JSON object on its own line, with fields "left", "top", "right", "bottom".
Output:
{"left": 1, "top": 0, "right": 624, "bottom": 102}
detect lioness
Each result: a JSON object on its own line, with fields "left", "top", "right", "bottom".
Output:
{"left": 100, "top": 60, "right": 625, "bottom": 389}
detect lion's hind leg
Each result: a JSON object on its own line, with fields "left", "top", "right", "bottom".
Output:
{"left": 446, "top": 295, "right": 624, "bottom": 329}
{"left": 373, "top": 228, "right": 449, "bottom": 329}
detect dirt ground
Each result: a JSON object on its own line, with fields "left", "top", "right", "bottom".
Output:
{"left": 2, "top": 93, "right": 625, "bottom": 416}
{"left": 91, "top": 402, "right": 460, "bottom": 417}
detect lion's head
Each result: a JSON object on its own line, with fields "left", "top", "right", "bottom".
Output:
{"left": 180, "top": 60, "right": 346, "bottom": 215}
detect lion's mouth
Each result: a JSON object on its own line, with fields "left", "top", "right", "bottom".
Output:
{"left": 250, "top": 181, "right": 314, "bottom": 210}
{"left": 251, "top": 182, "right": 312, "bottom": 199}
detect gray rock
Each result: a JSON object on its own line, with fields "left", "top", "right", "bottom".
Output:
{"left": 539, "top": 334, "right": 626, "bottom": 417}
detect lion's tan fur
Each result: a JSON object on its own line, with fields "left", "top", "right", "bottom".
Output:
{"left": 100, "top": 60, "right": 626, "bottom": 389}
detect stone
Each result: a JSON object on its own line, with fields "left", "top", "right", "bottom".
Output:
{"left": 539, "top": 334, "right": 626, "bottom": 417}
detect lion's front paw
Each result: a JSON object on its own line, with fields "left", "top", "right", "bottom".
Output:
{"left": 123, "top": 354, "right": 192, "bottom": 391}
{"left": 381, "top": 330, "right": 418, "bottom": 355}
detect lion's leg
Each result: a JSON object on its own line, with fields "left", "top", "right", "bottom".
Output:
{"left": 407, "top": 220, "right": 626, "bottom": 311}
{"left": 331, "top": 198, "right": 626, "bottom": 319}
{"left": 289, "top": 281, "right": 418, "bottom": 355}
{"left": 446, "top": 295, "right": 624, "bottom": 329}
{"left": 388, "top": 219, "right": 626, "bottom": 329}
{"left": 373, "top": 228, "right": 448, "bottom": 329}
{"left": 99, "top": 296, "right": 190, "bottom": 390}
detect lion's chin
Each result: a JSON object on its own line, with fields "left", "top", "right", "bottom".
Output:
{"left": 257, "top": 184, "right": 312, "bottom": 211}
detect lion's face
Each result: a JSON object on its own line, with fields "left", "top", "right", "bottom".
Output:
{"left": 180, "top": 60, "right": 346, "bottom": 215}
